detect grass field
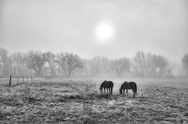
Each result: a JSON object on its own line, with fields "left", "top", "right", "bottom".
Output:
{"left": 0, "top": 77, "right": 188, "bottom": 124}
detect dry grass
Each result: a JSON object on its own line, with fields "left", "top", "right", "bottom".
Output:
{"left": 0, "top": 78, "right": 188, "bottom": 124}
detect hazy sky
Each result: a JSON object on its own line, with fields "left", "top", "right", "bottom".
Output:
{"left": 0, "top": 0, "right": 188, "bottom": 65}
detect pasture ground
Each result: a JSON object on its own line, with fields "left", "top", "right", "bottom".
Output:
{"left": 0, "top": 77, "right": 188, "bottom": 124}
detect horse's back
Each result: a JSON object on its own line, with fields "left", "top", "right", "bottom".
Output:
{"left": 121, "top": 81, "right": 131, "bottom": 89}
{"left": 108, "top": 81, "right": 114, "bottom": 87}
{"left": 129, "top": 81, "right": 137, "bottom": 87}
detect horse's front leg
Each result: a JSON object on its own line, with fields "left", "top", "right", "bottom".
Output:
{"left": 106, "top": 88, "right": 108, "bottom": 94}
{"left": 122, "top": 89, "right": 125, "bottom": 95}
{"left": 106, "top": 88, "right": 109, "bottom": 93}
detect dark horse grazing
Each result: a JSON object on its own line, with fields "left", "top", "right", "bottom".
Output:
{"left": 119, "top": 81, "right": 137, "bottom": 97}
{"left": 99, "top": 80, "right": 114, "bottom": 94}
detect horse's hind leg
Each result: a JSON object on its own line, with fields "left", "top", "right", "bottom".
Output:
{"left": 109, "top": 88, "right": 111, "bottom": 94}
{"left": 133, "top": 93, "right": 135, "bottom": 98}
{"left": 110, "top": 88, "right": 112, "bottom": 95}
{"left": 132, "top": 89, "right": 135, "bottom": 98}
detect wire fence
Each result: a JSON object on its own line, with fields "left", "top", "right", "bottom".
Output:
{"left": 0, "top": 75, "right": 44, "bottom": 86}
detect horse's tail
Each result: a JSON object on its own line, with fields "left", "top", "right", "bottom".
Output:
{"left": 111, "top": 83, "right": 114, "bottom": 95}
{"left": 135, "top": 83, "right": 137, "bottom": 94}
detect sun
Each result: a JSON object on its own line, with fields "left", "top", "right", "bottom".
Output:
{"left": 94, "top": 21, "right": 115, "bottom": 43}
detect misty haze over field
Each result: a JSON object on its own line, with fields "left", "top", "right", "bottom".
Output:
{"left": 0, "top": 0, "right": 188, "bottom": 77}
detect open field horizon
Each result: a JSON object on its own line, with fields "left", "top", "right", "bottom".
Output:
{"left": 0, "top": 77, "right": 188, "bottom": 123}
{"left": 1, "top": 77, "right": 188, "bottom": 92}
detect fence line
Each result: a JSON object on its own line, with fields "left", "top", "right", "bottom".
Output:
{"left": 0, "top": 75, "right": 44, "bottom": 86}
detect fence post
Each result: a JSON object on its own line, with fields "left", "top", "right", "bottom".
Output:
{"left": 23, "top": 77, "right": 24, "bottom": 83}
{"left": 17, "top": 77, "right": 18, "bottom": 85}
{"left": 9, "top": 75, "right": 12, "bottom": 86}
{"left": 31, "top": 76, "right": 32, "bottom": 81}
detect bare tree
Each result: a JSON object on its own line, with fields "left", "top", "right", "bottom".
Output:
{"left": 43, "top": 51, "right": 57, "bottom": 77}
{"left": 182, "top": 53, "right": 188, "bottom": 76}
{"left": 152, "top": 54, "right": 170, "bottom": 77}
{"left": 55, "top": 52, "right": 83, "bottom": 77}
{"left": 10, "top": 52, "right": 30, "bottom": 77}
{"left": 111, "top": 57, "right": 130, "bottom": 77}
{"left": 132, "top": 51, "right": 171, "bottom": 77}
{"left": 144, "top": 53, "right": 156, "bottom": 77}
{"left": 132, "top": 51, "right": 146, "bottom": 77}
{"left": 26, "top": 50, "right": 45, "bottom": 77}
{"left": 10, "top": 52, "right": 21, "bottom": 76}
{"left": 73, "top": 59, "right": 91, "bottom": 77}
{"left": 0, "top": 48, "right": 8, "bottom": 63}
{"left": 2, "top": 57, "right": 12, "bottom": 77}
{"left": 100, "top": 57, "right": 111, "bottom": 76}
{"left": 82, "top": 56, "right": 112, "bottom": 77}
{"left": 79, "top": 59, "right": 90, "bottom": 76}
{"left": 0, "top": 48, "right": 9, "bottom": 77}
{"left": 88, "top": 56, "right": 102, "bottom": 77}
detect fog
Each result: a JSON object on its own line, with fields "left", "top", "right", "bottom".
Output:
{"left": 0, "top": 0, "right": 188, "bottom": 76}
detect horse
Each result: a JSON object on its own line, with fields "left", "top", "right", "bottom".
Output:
{"left": 99, "top": 80, "right": 114, "bottom": 94}
{"left": 119, "top": 81, "right": 137, "bottom": 97}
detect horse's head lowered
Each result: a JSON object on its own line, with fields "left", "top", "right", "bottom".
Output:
{"left": 119, "top": 88, "right": 122, "bottom": 95}
{"left": 99, "top": 80, "right": 107, "bottom": 91}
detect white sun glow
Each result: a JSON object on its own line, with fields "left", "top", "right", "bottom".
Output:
{"left": 95, "top": 21, "right": 115, "bottom": 43}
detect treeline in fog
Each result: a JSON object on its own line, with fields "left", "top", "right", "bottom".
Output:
{"left": 0, "top": 47, "right": 188, "bottom": 78}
